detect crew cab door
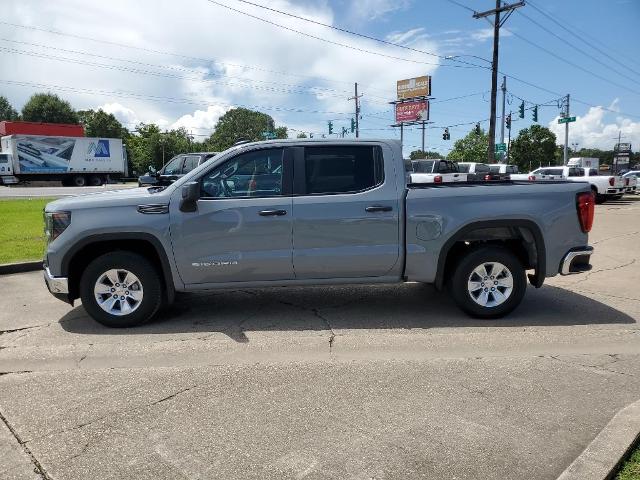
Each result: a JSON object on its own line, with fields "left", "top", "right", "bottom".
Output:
{"left": 170, "top": 147, "right": 294, "bottom": 285}
{"left": 291, "top": 144, "right": 401, "bottom": 279}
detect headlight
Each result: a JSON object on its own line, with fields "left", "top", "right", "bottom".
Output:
{"left": 44, "top": 211, "right": 71, "bottom": 243}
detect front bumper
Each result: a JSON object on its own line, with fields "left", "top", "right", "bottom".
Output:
{"left": 606, "top": 188, "right": 624, "bottom": 194}
{"left": 560, "top": 246, "right": 594, "bottom": 275}
{"left": 44, "top": 266, "right": 72, "bottom": 304}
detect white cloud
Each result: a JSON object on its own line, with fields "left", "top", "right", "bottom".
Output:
{"left": 348, "top": 0, "right": 412, "bottom": 21}
{"left": 548, "top": 103, "right": 640, "bottom": 150}
{"left": 170, "top": 105, "right": 229, "bottom": 132}
{"left": 0, "top": 0, "right": 441, "bottom": 135}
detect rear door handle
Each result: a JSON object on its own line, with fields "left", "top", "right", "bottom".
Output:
{"left": 259, "top": 209, "right": 287, "bottom": 216}
{"left": 365, "top": 205, "right": 392, "bottom": 212}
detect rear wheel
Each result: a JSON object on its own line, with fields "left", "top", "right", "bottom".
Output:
{"left": 72, "top": 175, "right": 86, "bottom": 187}
{"left": 88, "top": 175, "right": 103, "bottom": 186}
{"left": 448, "top": 246, "right": 526, "bottom": 319}
{"left": 80, "top": 251, "right": 163, "bottom": 327}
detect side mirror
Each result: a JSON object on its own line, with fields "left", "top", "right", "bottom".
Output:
{"left": 180, "top": 181, "right": 200, "bottom": 212}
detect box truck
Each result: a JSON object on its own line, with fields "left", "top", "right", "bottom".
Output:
{"left": 0, "top": 134, "right": 127, "bottom": 186}
{"left": 567, "top": 157, "right": 600, "bottom": 170}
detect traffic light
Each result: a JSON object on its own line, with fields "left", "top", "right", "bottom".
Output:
{"left": 519, "top": 101, "right": 525, "bottom": 119}
{"left": 474, "top": 123, "right": 481, "bottom": 135}
{"left": 442, "top": 127, "right": 450, "bottom": 140}
{"left": 328, "top": 121, "right": 333, "bottom": 135}
{"left": 532, "top": 106, "right": 538, "bottom": 122}
{"left": 350, "top": 118, "right": 356, "bottom": 133}
{"left": 505, "top": 114, "right": 511, "bottom": 130}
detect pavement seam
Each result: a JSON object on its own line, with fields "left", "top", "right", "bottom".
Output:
{"left": 0, "top": 407, "right": 52, "bottom": 480}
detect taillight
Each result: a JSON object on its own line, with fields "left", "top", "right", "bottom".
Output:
{"left": 576, "top": 192, "right": 595, "bottom": 233}
{"left": 434, "top": 175, "right": 443, "bottom": 183}
{"left": 609, "top": 177, "right": 614, "bottom": 186}
{"left": 484, "top": 174, "right": 491, "bottom": 181}
{"left": 528, "top": 175, "right": 536, "bottom": 181}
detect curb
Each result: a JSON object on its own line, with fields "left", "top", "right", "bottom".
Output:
{"left": 557, "top": 399, "right": 640, "bottom": 480}
{"left": 0, "top": 261, "right": 42, "bottom": 275}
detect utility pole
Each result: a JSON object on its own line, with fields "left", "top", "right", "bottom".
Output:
{"left": 473, "top": 1, "right": 524, "bottom": 165}
{"left": 562, "top": 93, "right": 570, "bottom": 165}
{"left": 421, "top": 122, "right": 426, "bottom": 152}
{"left": 506, "top": 110, "right": 512, "bottom": 163}
{"left": 348, "top": 82, "right": 363, "bottom": 138}
{"left": 499, "top": 75, "right": 506, "bottom": 162}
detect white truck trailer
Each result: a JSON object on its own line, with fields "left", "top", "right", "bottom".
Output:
{"left": 0, "top": 134, "right": 127, "bottom": 186}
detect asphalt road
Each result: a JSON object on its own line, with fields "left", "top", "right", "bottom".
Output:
{"left": 1, "top": 195, "right": 639, "bottom": 480}
{"left": 0, "top": 184, "right": 138, "bottom": 198}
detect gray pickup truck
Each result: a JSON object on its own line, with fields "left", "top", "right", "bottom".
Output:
{"left": 43, "top": 139, "right": 595, "bottom": 327}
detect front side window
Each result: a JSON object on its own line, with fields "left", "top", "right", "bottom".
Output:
{"left": 589, "top": 168, "right": 599, "bottom": 176}
{"left": 507, "top": 165, "right": 518, "bottom": 174}
{"left": 475, "top": 164, "right": 490, "bottom": 173}
{"left": 457, "top": 164, "right": 470, "bottom": 173}
{"left": 304, "top": 146, "right": 384, "bottom": 195}
{"left": 162, "top": 156, "right": 183, "bottom": 175}
{"left": 547, "top": 168, "right": 564, "bottom": 176}
{"left": 201, "top": 148, "right": 283, "bottom": 198}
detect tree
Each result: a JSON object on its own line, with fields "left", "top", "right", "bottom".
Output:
{"left": 296, "top": 132, "right": 308, "bottom": 138}
{"left": 447, "top": 128, "right": 489, "bottom": 163}
{"left": 0, "top": 96, "right": 19, "bottom": 121}
{"left": 127, "top": 124, "right": 193, "bottom": 174}
{"left": 509, "top": 125, "right": 557, "bottom": 172}
{"left": 207, "top": 108, "right": 286, "bottom": 150}
{"left": 77, "top": 109, "right": 128, "bottom": 138}
{"left": 21, "top": 92, "right": 78, "bottom": 124}
{"left": 409, "top": 150, "right": 441, "bottom": 160}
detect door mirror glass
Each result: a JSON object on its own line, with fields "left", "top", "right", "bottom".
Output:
{"left": 180, "top": 181, "right": 200, "bottom": 212}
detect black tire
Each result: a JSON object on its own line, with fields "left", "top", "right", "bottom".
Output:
{"left": 79, "top": 251, "right": 163, "bottom": 327}
{"left": 595, "top": 194, "right": 606, "bottom": 204}
{"left": 72, "top": 175, "right": 86, "bottom": 187}
{"left": 88, "top": 175, "right": 103, "bottom": 186}
{"left": 448, "top": 246, "right": 527, "bottom": 319}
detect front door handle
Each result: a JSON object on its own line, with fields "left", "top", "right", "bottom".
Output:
{"left": 365, "top": 205, "right": 392, "bottom": 213}
{"left": 259, "top": 209, "right": 287, "bottom": 216}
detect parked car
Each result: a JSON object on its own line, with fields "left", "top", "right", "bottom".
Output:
{"left": 622, "top": 171, "right": 639, "bottom": 194}
{"left": 488, "top": 163, "right": 519, "bottom": 180}
{"left": 457, "top": 162, "right": 491, "bottom": 181}
{"left": 138, "top": 152, "right": 218, "bottom": 187}
{"left": 44, "top": 139, "right": 594, "bottom": 327}
{"left": 405, "top": 158, "right": 467, "bottom": 183}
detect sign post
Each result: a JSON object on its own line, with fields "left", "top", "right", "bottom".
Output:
{"left": 557, "top": 116, "right": 576, "bottom": 124}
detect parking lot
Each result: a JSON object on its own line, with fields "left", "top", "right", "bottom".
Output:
{"left": 1, "top": 195, "right": 640, "bottom": 480}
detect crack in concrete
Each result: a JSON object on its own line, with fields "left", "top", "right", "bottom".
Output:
{"left": 148, "top": 385, "right": 199, "bottom": 407}
{"left": 0, "top": 371, "right": 33, "bottom": 377}
{"left": 548, "top": 355, "right": 635, "bottom": 377}
{"left": 569, "top": 258, "right": 637, "bottom": 285}
{"left": 592, "top": 231, "right": 640, "bottom": 245}
{"left": 312, "top": 309, "right": 337, "bottom": 353}
{"left": 0, "top": 325, "right": 40, "bottom": 336}
{"left": 573, "top": 288, "right": 640, "bottom": 303}
{"left": 0, "top": 408, "right": 51, "bottom": 479}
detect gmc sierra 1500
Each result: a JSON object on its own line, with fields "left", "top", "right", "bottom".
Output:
{"left": 43, "top": 139, "right": 594, "bottom": 327}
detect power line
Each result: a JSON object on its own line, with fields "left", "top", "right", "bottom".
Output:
{"left": 229, "top": 0, "right": 487, "bottom": 69}
{"left": 526, "top": 0, "right": 640, "bottom": 76}
{"left": 506, "top": 28, "right": 640, "bottom": 96}
{"left": 0, "top": 79, "right": 356, "bottom": 116}
{"left": 516, "top": 9, "right": 640, "bottom": 86}
{"left": 204, "top": 0, "right": 486, "bottom": 69}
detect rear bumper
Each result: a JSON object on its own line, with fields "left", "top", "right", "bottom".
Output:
{"left": 606, "top": 188, "right": 624, "bottom": 194}
{"left": 44, "top": 266, "right": 72, "bottom": 304}
{"left": 560, "top": 246, "right": 594, "bottom": 275}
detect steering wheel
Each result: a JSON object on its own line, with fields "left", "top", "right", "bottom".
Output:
{"left": 221, "top": 177, "right": 234, "bottom": 196}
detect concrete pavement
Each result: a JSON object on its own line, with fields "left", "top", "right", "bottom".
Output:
{"left": 1, "top": 195, "right": 639, "bottom": 479}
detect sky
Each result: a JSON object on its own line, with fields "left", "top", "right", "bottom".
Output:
{"left": 1, "top": 0, "right": 639, "bottom": 157}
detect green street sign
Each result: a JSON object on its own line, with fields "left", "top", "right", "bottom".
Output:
{"left": 495, "top": 143, "right": 507, "bottom": 152}
{"left": 262, "top": 131, "right": 276, "bottom": 139}
{"left": 558, "top": 116, "right": 576, "bottom": 124}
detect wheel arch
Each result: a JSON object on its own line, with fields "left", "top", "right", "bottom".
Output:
{"left": 62, "top": 233, "right": 175, "bottom": 303}
{"left": 435, "top": 219, "right": 546, "bottom": 290}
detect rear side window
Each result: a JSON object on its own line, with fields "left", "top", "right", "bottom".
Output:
{"left": 182, "top": 155, "right": 200, "bottom": 173}
{"left": 547, "top": 168, "right": 564, "bottom": 175}
{"left": 506, "top": 165, "right": 518, "bottom": 174}
{"left": 489, "top": 165, "right": 500, "bottom": 173}
{"left": 476, "top": 164, "right": 490, "bottom": 173}
{"left": 304, "top": 146, "right": 384, "bottom": 194}
{"left": 589, "top": 169, "right": 598, "bottom": 176}
{"left": 457, "top": 164, "right": 470, "bottom": 173}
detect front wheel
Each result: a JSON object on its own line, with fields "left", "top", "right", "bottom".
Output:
{"left": 79, "top": 251, "right": 163, "bottom": 327}
{"left": 448, "top": 246, "right": 526, "bottom": 319}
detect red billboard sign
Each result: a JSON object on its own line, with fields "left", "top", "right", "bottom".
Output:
{"left": 395, "top": 100, "right": 429, "bottom": 123}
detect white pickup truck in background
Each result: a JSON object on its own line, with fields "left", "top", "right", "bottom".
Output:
{"left": 520, "top": 166, "right": 624, "bottom": 203}
{"left": 405, "top": 159, "right": 468, "bottom": 184}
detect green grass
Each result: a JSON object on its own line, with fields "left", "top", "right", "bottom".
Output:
{"left": 617, "top": 444, "right": 640, "bottom": 480}
{"left": 0, "top": 198, "right": 53, "bottom": 264}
